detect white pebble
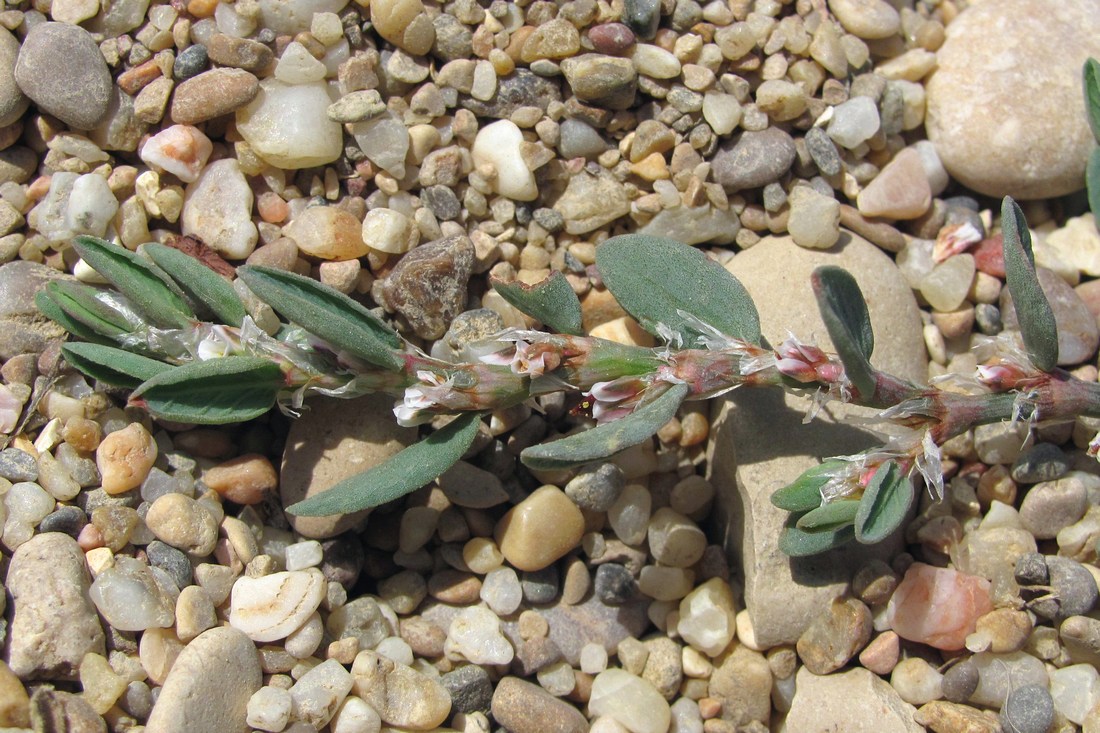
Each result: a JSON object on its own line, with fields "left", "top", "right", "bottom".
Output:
{"left": 247, "top": 686, "right": 293, "bottom": 733}
{"left": 284, "top": 610, "right": 324, "bottom": 658}
{"left": 236, "top": 79, "right": 343, "bottom": 169}
{"left": 471, "top": 120, "right": 537, "bottom": 202}
{"left": 445, "top": 605, "right": 514, "bottom": 665}
{"left": 182, "top": 158, "right": 258, "bottom": 260}
{"left": 290, "top": 658, "right": 354, "bottom": 729}
{"left": 285, "top": 539, "right": 324, "bottom": 571}
{"left": 361, "top": 208, "right": 416, "bottom": 254}
{"left": 1050, "top": 664, "right": 1100, "bottom": 725}
{"left": 375, "top": 636, "right": 414, "bottom": 666}
{"left": 229, "top": 569, "right": 326, "bottom": 642}
{"left": 276, "top": 41, "right": 328, "bottom": 84}
{"left": 589, "top": 669, "right": 671, "bottom": 733}
{"left": 331, "top": 696, "right": 382, "bottom": 733}
{"left": 631, "top": 44, "right": 681, "bottom": 79}
{"left": 827, "top": 96, "right": 880, "bottom": 149}
{"left": 608, "top": 483, "right": 651, "bottom": 545}
{"left": 480, "top": 567, "right": 523, "bottom": 616}
{"left": 677, "top": 578, "right": 738, "bottom": 657}
{"left": 702, "top": 91, "right": 742, "bottom": 136}
{"left": 139, "top": 125, "right": 213, "bottom": 183}
{"left": 537, "top": 660, "right": 576, "bottom": 696}
{"left": 65, "top": 173, "right": 119, "bottom": 238}
{"left": 6, "top": 482, "right": 54, "bottom": 524}
{"left": 580, "top": 643, "right": 609, "bottom": 674}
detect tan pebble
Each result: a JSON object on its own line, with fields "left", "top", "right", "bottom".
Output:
{"left": 561, "top": 555, "right": 591, "bottom": 606}
{"left": 973, "top": 607, "right": 1031, "bottom": 654}
{"left": 202, "top": 453, "right": 277, "bottom": 505}
{"left": 931, "top": 306, "right": 975, "bottom": 340}
{"left": 518, "top": 609, "right": 550, "bottom": 640}
{"left": 858, "top": 630, "right": 900, "bottom": 675}
{"left": 495, "top": 485, "right": 585, "bottom": 572}
{"left": 327, "top": 637, "right": 359, "bottom": 665}
{"left": 285, "top": 205, "right": 370, "bottom": 261}
{"left": 0, "top": 660, "right": 29, "bottom": 727}
{"left": 679, "top": 411, "right": 709, "bottom": 447}
{"left": 588, "top": 316, "right": 656, "bottom": 347}
{"left": 145, "top": 492, "right": 219, "bottom": 556}
{"left": 96, "top": 423, "right": 157, "bottom": 495}
{"left": 698, "top": 697, "right": 721, "bottom": 719}
{"left": 427, "top": 569, "right": 482, "bottom": 604}
{"left": 976, "top": 464, "right": 1016, "bottom": 507}
{"left": 913, "top": 701, "right": 1001, "bottom": 733}
{"left": 175, "top": 585, "right": 217, "bottom": 642}
{"left": 62, "top": 416, "right": 102, "bottom": 452}
{"left": 629, "top": 152, "right": 670, "bottom": 181}
{"left": 856, "top": 147, "right": 931, "bottom": 220}
{"left": 79, "top": 652, "right": 127, "bottom": 715}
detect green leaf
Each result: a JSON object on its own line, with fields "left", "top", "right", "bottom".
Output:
{"left": 1001, "top": 197, "right": 1058, "bottom": 372}
{"left": 521, "top": 382, "right": 689, "bottom": 470}
{"left": 596, "top": 235, "right": 760, "bottom": 346}
{"left": 1088, "top": 147, "right": 1100, "bottom": 222}
{"left": 141, "top": 243, "right": 247, "bottom": 327}
{"left": 812, "top": 266, "right": 876, "bottom": 399}
{"left": 770, "top": 460, "right": 846, "bottom": 512}
{"left": 62, "top": 343, "right": 172, "bottom": 388}
{"left": 287, "top": 412, "right": 481, "bottom": 516}
{"left": 1085, "top": 58, "right": 1100, "bottom": 143}
{"left": 854, "top": 461, "right": 913, "bottom": 545}
{"left": 71, "top": 236, "right": 195, "bottom": 329}
{"left": 492, "top": 271, "right": 583, "bottom": 335}
{"left": 796, "top": 498, "right": 859, "bottom": 531}
{"left": 130, "top": 356, "right": 283, "bottom": 424}
{"left": 35, "top": 290, "right": 115, "bottom": 345}
{"left": 237, "top": 266, "right": 404, "bottom": 372}
{"left": 778, "top": 514, "right": 855, "bottom": 556}
{"left": 43, "top": 281, "right": 133, "bottom": 339}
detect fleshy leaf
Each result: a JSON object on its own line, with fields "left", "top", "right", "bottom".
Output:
{"left": 770, "top": 459, "right": 846, "bottom": 512}
{"left": 854, "top": 461, "right": 913, "bottom": 545}
{"left": 43, "top": 281, "right": 133, "bottom": 339}
{"left": 1001, "top": 197, "right": 1058, "bottom": 372}
{"left": 237, "top": 266, "right": 404, "bottom": 372}
{"left": 596, "top": 235, "right": 760, "bottom": 346}
{"left": 142, "top": 243, "right": 248, "bottom": 327}
{"left": 1087, "top": 147, "right": 1100, "bottom": 222}
{"left": 1085, "top": 58, "right": 1100, "bottom": 143}
{"left": 62, "top": 343, "right": 172, "bottom": 388}
{"left": 71, "top": 235, "right": 194, "bottom": 329}
{"left": 130, "top": 356, "right": 283, "bottom": 424}
{"left": 287, "top": 412, "right": 481, "bottom": 516}
{"left": 492, "top": 271, "right": 583, "bottom": 335}
{"left": 521, "top": 382, "right": 690, "bottom": 470}
{"left": 812, "top": 266, "right": 875, "bottom": 399}
{"left": 35, "top": 290, "right": 115, "bottom": 345}
{"left": 778, "top": 514, "right": 855, "bottom": 556}
{"left": 795, "top": 498, "right": 860, "bottom": 531}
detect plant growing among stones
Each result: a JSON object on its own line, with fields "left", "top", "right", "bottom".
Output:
{"left": 35, "top": 190, "right": 1100, "bottom": 556}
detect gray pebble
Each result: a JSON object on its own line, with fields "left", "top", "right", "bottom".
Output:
{"left": 1011, "top": 442, "right": 1070, "bottom": 483}
{"left": 558, "top": 118, "right": 609, "bottom": 159}
{"left": 623, "top": 0, "right": 660, "bottom": 39}
{"left": 441, "top": 663, "right": 493, "bottom": 714}
{"left": 521, "top": 565, "right": 560, "bottom": 604}
{"left": 532, "top": 207, "right": 565, "bottom": 233}
{"left": 173, "top": 43, "right": 209, "bottom": 81}
{"left": 1034, "top": 556, "right": 1099, "bottom": 621}
{"left": 38, "top": 505, "right": 86, "bottom": 537}
{"left": 1000, "top": 684, "right": 1054, "bottom": 733}
{"left": 146, "top": 540, "right": 192, "bottom": 590}
{"left": 805, "top": 127, "right": 842, "bottom": 177}
{"left": 0, "top": 447, "right": 38, "bottom": 481}
{"left": 564, "top": 463, "right": 624, "bottom": 512}
{"left": 421, "top": 185, "right": 461, "bottom": 221}
{"left": 321, "top": 536, "right": 363, "bottom": 590}
{"left": 1014, "top": 553, "right": 1048, "bottom": 586}
{"left": 1019, "top": 474, "right": 1088, "bottom": 539}
{"left": 14, "top": 22, "right": 112, "bottom": 130}
{"left": 762, "top": 182, "right": 788, "bottom": 212}
{"left": 712, "top": 128, "right": 797, "bottom": 193}
{"left": 594, "top": 563, "right": 639, "bottom": 605}
{"left": 462, "top": 69, "right": 561, "bottom": 119}
{"left": 941, "top": 659, "right": 979, "bottom": 703}
{"left": 432, "top": 14, "right": 473, "bottom": 61}
{"left": 1001, "top": 267, "right": 1100, "bottom": 366}
{"left": 974, "top": 303, "right": 1003, "bottom": 335}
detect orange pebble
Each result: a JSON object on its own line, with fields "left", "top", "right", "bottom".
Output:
{"left": 257, "top": 191, "right": 289, "bottom": 224}
{"left": 187, "top": 0, "right": 218, "bottom": 19}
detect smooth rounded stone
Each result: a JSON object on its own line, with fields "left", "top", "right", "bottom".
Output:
{"left": 284, "top": 205, "right": 368, "bottom": 261}
{"left": 351, "top": 649, "right": 449, "bottom": 728}
{"left": 589, "top": 669, "right": 671, "bottom": 733}
{"left": 631, "top": 43, "right": 681, "bottom": 80}
{"left": 181, "top": 158, "right": 257, "bottom": 259}
{"left": 795, "top": 595, "right": 873, "bottom": 676}
{"left": 640, "top": 636, "right": 681, "bottom": 699}
{"left": 712, "top": 128, "right": 796, "bottom": 193}
{"left": 706, "top": 643, "right": 771, "bottom": 727}
{"left": 436, "top": 461, "right": 509, "bottom": 509}
{"left": 171, "top": 68, "right": 259, "bottom": 124}
{"left": 1012, "top": 442, "right": 1069, "bottom": 484}
{"left": 327, "top": 597, "right": 393, "bottom": 649}
{"left": 441, "top": 664, "right": 492, "bottom": 715}
{"left": 827, "top": 96, "right": 880, "bottom": 149}
{"left": 481, "top": 567, "right": 523, "bottom": 615}
{"left": 521, "top": 18, "right": 581, "bottom": 62}
{"left": 1035, "top": 556, "right": 1099, "bottom": 621}
{"left": 89, "top": 555, "right": 175, "bottom": 632}
{"left": 788, "top": 187, "right": 841, "bottom": 250}
{"left": 0, "top": 659, "right": 28, "bottom": 726}
{"left": 1019, "top": 474, "right": 1087, "bottom": 539}
{"left": 0, "top": 146, "right": 36, "bottom": 185}
{"left": 201, "top": 453, "right": 277, "bottom": 506}
{"left": 942, "top": 659, "right": 979, "bottom": 703}
{"left": 147, "top": 540, "right": 192, "bottom": 591}
{"left": 754, "top": 79, "right": 806, "bottom": 122}
{"left": 281, "top": 394, "right": 414, "bottom": 540}
{"left": 145, "top": 626, "right": 260, "bottom": 733}
{"left": 370, "top": 0, "right": 433, "bottom": 54}
{"left": 558, "top": 118, "right": 609, "bottom": 159}
{"left": 646, "top": 507, "right": 706, "bottom": 568}
{"left": 638, "top": 204, "right": 741, "bottom": 246}
{"left": 970, "top": 651, "right": 1049, "bottom": 709}
{"left": 3, "top": 480, "right": 47, "bottom": 525}
{"left": 206, "top": 33, "right": 272, "bottom": 74}
{"left": 857, "top": 148, "right": 931, "bottom": 219}
{"left": 785, "top": 667, "right": 920, "bottom": 732}
{"left": 828, "top": 0, "right": 899, "bottom": 39}
{"left": 1000, "top": 684, "right": 1054, "bottom": 733}
{"left": 886, "top": 563, "right": 993, "bottom": 651}
{"left": 229, "top": 569, "right": 326, "bottom": 642}
{"left": 445, "top": 605, "right": 514, "bottom": 665}
{"left": 921, "top": 253, "right": 975, "bottom": 312}
{"left": 890, "top": 657, "right": 944, "bottom": 706}
{"left": 236, "top": 79, "right": 341, "bottom": 169}
{"left": 859, "top": 631, "right": 900, "bottom": 675}
{"left": 361, "top": 207, "right": 418, "bottom": 255}
{"left": 0, "top": 28, "right": 25, "bottom": 128}
{"left": 494, "top": 485, "right": 584, "bottom": 572}
{"left": 139, "top": 125, "right": 212, "bottom": 184}
{"left": 64, "top": 173, "right": 118, "bottom": 238}
{"left": 257, "top": 0, "right": 349, "bottom": 33}
{"left": 713, "top": 232, "right": 925, "bottom": 648}
{"left": 1048, "top": 213, "right": 1100, "bottom": 277}
{"left": 7, "top": 533, "right": 104, "bottom": 680}
{"left": 173, "top": 43, "right": 208, "bottom": 81}
{"left": 247, "top": 686, "right": 292, "bottom": 732}
{"left": 1002, "top": 267, "right": 1100, "bottom": 365}
{"left": 588, "top": 22, "right": 636, "bottom": 55}
{"left": 15, "top": 23, "right": 111, "bottom": 129}
{"left": 972, "top": 608, "right": 1032, "bottom": 655}
{"left": 379, "top": 233, "right": 474, "bottom": 339}
{"left": 702, "top": 91, "right": 742, "bottom": 136}
{"left": 469, "top": 120, "right": 536, "bottom": 201}
{"left": 560, "top": 54, "right": 638, "bottom": 111}
{"left": 594, "top": 563, "right": 638, "bottom": 605}
{"left": 521, "top": 566, "right": 560, "bottom": 604}
{"left": 623, "top": 0, "right": 660, "bottom": 39}
{"left": 925, "top": 0, "right": 1100, "bottom": 198}
{"left": 39, "top": 505, "right": 86, "bottom": 537}
{"left": 564, "top": 463, "right": 624, "bottom": 512}
{"left": 804, "top": 126, "right": 842, "bottom": 177}
{"left": 491, "top": 676, "right": 587, "bottom": 733}
{"left": 0, "top": 448, "right": 36, "bottom": 482}
{"left": 287, "top": 658, "right": 353, "bottom": 729}
{"left": 96, "top": 422, "right": 156, "bottom": 495}
{"left": 553, "top": 168, "right": 631, "bottom": 235}
{"left": 675, "top": 577, "right": 736, "bottom": 657}
{"left": 1050, "top": 664, "right": 1100, "bottom": 725}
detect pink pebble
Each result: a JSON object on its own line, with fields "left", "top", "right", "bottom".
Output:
{"left": 972, "top": 235, "right": 1006, "bottom": 278}
{"left": 139, "top": 124, "right": 213, "bottom": 183}
{"left": 885, "top": 562, "right": 993, "bottom": 651}
{"left": 587, "top": 22, "right": 636, "bottom": 55}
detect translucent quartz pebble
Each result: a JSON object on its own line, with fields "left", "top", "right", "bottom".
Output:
{"left": 290, "top": 658, "right": 354, "bottom": 729}
{"left": 920, "top": 254, "right": 975, "bottom": 312}
{"left": 229, "top": 569, "right": 326, "bottom": 642}
{"left": 480, "top": 567, "right": 523, "bottom": 616}
{"left": 6, "top": 481, "right": 54, "bottom": 524}
{"left": 235, "top": 79, "right": 342, "bottom": 169}
{"left": 589, "top": 669, "right": 671, "bottom": 733}
{"left": 677, "top": 578, "right": 738, "bottom": 657}
{"left": 89, "top": 555, "right": 175, "bottom": 631}
{"left": 827, "top": 96, "right": 880, "bottom": 149}
{"left": 1050, "top": 664, "right": 1100, "bottom": 725}
{"left": 445, "top": 605, "right": 514, "bottom": 665}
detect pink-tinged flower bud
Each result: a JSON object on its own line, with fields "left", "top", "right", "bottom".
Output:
{"left": 775, "top": 357, "right": 819, "bottom": 383}
{"left": 975, "top": 360, "right": 1038, "bottom": 391}
{"left": 932, "top": 221, "right": 983, "bottom": 263}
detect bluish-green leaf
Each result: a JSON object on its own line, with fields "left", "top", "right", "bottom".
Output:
{"left": 521, "top": 382, "right": 689, "bottom": 470}
{"left": 71, "top": 236, "right": 194, "bottom": 329}
{"left": 771, "top": 459, "right": 846, "bottom": 512}
{"left": 43, "top": 281, "right": 133, "bottom": 339}
{"left": 62, "top": 343, "right": 172, "bottom": 388}
{"left": 130, "top": 356, "right": 283, "bottom": 424}
{"left": 237, "top": 265, "right": 404, "bottom": 372}
{"left": 1087, "top": 147, "right": 1100, "bottom": 222}
{"left": 35, "top": 290, "right": 114, "bottom": 345}
{"left": 796, "top": 498, "right": 860, "bottom": 531}
{"left": 596, "top": 235, "right": 760, "bottom": 346}
{"left": 492, "top": 271, "right": 583, "bottom": 335}
{"left": 854, "top": 461, "right": 913, "bottom": 545}
{"left": 287, "top": 412, "right": 481, "bottom": 516}
{"left": 1085, "top": 58, "right": 1100, "bottom": 143}
{"left": 778, "top": 514, "right": 855, "bottom": 556}
{"left": 142, "top": 243, "right": 247, "bottom": 327}
{"left": 812, "top": 266, "right": 876, "bottom": 399}
{"left": 1001, "top": 197, "right": 1058, "bottom": 372}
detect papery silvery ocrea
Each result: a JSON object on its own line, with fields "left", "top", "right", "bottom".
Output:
{"left": 195, "top": 324, "right": 241, "bottom": 360}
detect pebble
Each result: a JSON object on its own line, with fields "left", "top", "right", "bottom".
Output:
{"left": 1000, "top": 684, "right": 1055, "bottom": 733}
{"left": 589, "top": 669, "right": 671, "bottom": 733}
{"left": 1047, "top": 213, "right": 1100, "bottom": 277}
{"left": 7, "top": 532, "right": 105, "bottom": 679}
{"left": 207, "top": 33, "right": 274, "bottom": 73}
{"left": 560, "top": 54, "right": 637, "bottom": 111}
{"left": 564, "top": 463, "right": 625, "bottom": 512}
{"left": 858, "top": 631, "right": 900, "bottom": 675}
{"left": 93, "top": 422, "right": 156, "bottom": 495}
{"left": 828, "top": 0, "right": 900, "bottom": 39}
{"left": 139, "top": 125, "right": 212, "bottom": 183}
{"left": 857, "top": 147, "right": 931, "bottom": 219}
{"left": 647, "top": 508, "right": 706, "bottom": 568}
{"left": 236, "top": 79, "right": 342, "bottom": 168}
{"left": 379, "top": 233, "right": 474, "bottom": 339}
{"left": 925, "top": 0, "right": 1100, "bottom": 197}
{"left": 913, "top": 701, "right": 1001, "bottom": 733}
{"left": 553, "top": 168, "right": 631, "bottom": 235}
{"left": 229, "top": 569, "right": 327, "bottom": 642}
{"left": 145, "top": 492, "right": 218, "bottom": 556}
{"left": 370, "top": 0, "right": 434, "bottom": 55}
{"left": 787, "top": 186, "right": 841, "bottom": 250}
{"left": 445, "top": 605, "right": 514, "bottom": 665}
{"left": 145, "top": 626, "right": 261, "bottom": 732}
{"left": 886, "top": 563, "right": 993, "bottom": 651}
{"left": 787, "top": 666, "right": 923, "bottom": 732}
{"left": 202, "top": 453, "right": 277, "bottom": 505}
{"left": 247, "top": 686, "right": 292, "bottom": 732}
{"left": 491, "top": 676, "right": 588, "bottom": 733}
{"left": 0, "top": 447, "right": 37, "bottom": 481}
{"left": 0, "top": 28, "right": 25, "bottom": 128}
{"left": 890, "top": 657, "right": 943, "bottom": 706}
{"left": 1019, "top": 474, "right": 1088, "bottom": 539}
{"left": 14, "top": 22, "right": 112, "bottom": 130}
{"left": 942, "top": 659, "right": 980, "bottom": 703}
{"left": 327, "top": 597, "right": 393, "bottom": 649}
{"left": 796, "top": 596, "right": 873, "bottom": 675}
{"left": 285, "top": 205, "right": 370, "bottom": 261}
{"left": 1033, "top": 556, "right": 1099, "bottom": 621}
{"left": 481, "top": 566, "right": 523, "bottom": 615}
{"left": 521, "top": 565, "right": 560, "bottom": 604}
{"left": 921, "top": 253, "right": 975, "bottom": 313}
{"left": 494, "top": 485, "right": 584, "bottom": 572}
{"left": 170, "top": 68, "right": 260, "bottom": 125}
{"left": 558, "top": 118, "right": 609, "bottom": 159}
{"left": 970, "top": 651, "right": 1049, "bottom": 708}
{"left": 437, "top": 461, "right": 509, "bottom": 509}
{"left": 712, "top": 128, "right": 796, "bottom": 192}
{"left": 827, "top": 96, "right": 880, "bottom": 149}
{"left": 1049, "top": 664, "right": 1100, "bottom": 725}
{"left": 594, "top": 563, "right": 638, "bottom": 605}
{"left": 173, "top": 43, "right": 209, "bottom": 81}
{"left": 442, "top": 664, "right": 493, "bottom": 715}
{"left": 88, "top": 554, "right": 176, "bottom": 631}
{"left": 181, "top": 157, "right": 258, "bottom": 259}
{"left": 676, "top": 577, "right": 737, "bottom": 657}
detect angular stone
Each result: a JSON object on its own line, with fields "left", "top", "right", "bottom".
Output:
{"left": 379, "top": 234, "right": 475, "bottom": 340}
{"left": 554, "top": 169, "right": 630, "bottom": 235}
{"left": 857, "top": 148, "right": 932, "bottom": 219}
{"left": 786, "top": 667, "right": 923, "bottom": 733}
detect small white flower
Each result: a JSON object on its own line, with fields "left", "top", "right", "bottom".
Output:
{"left": 196, "top": 325, "right": 239, "bottom": 360}
{"left": 393, "top": 371, "right": 452, "bottom": 426}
